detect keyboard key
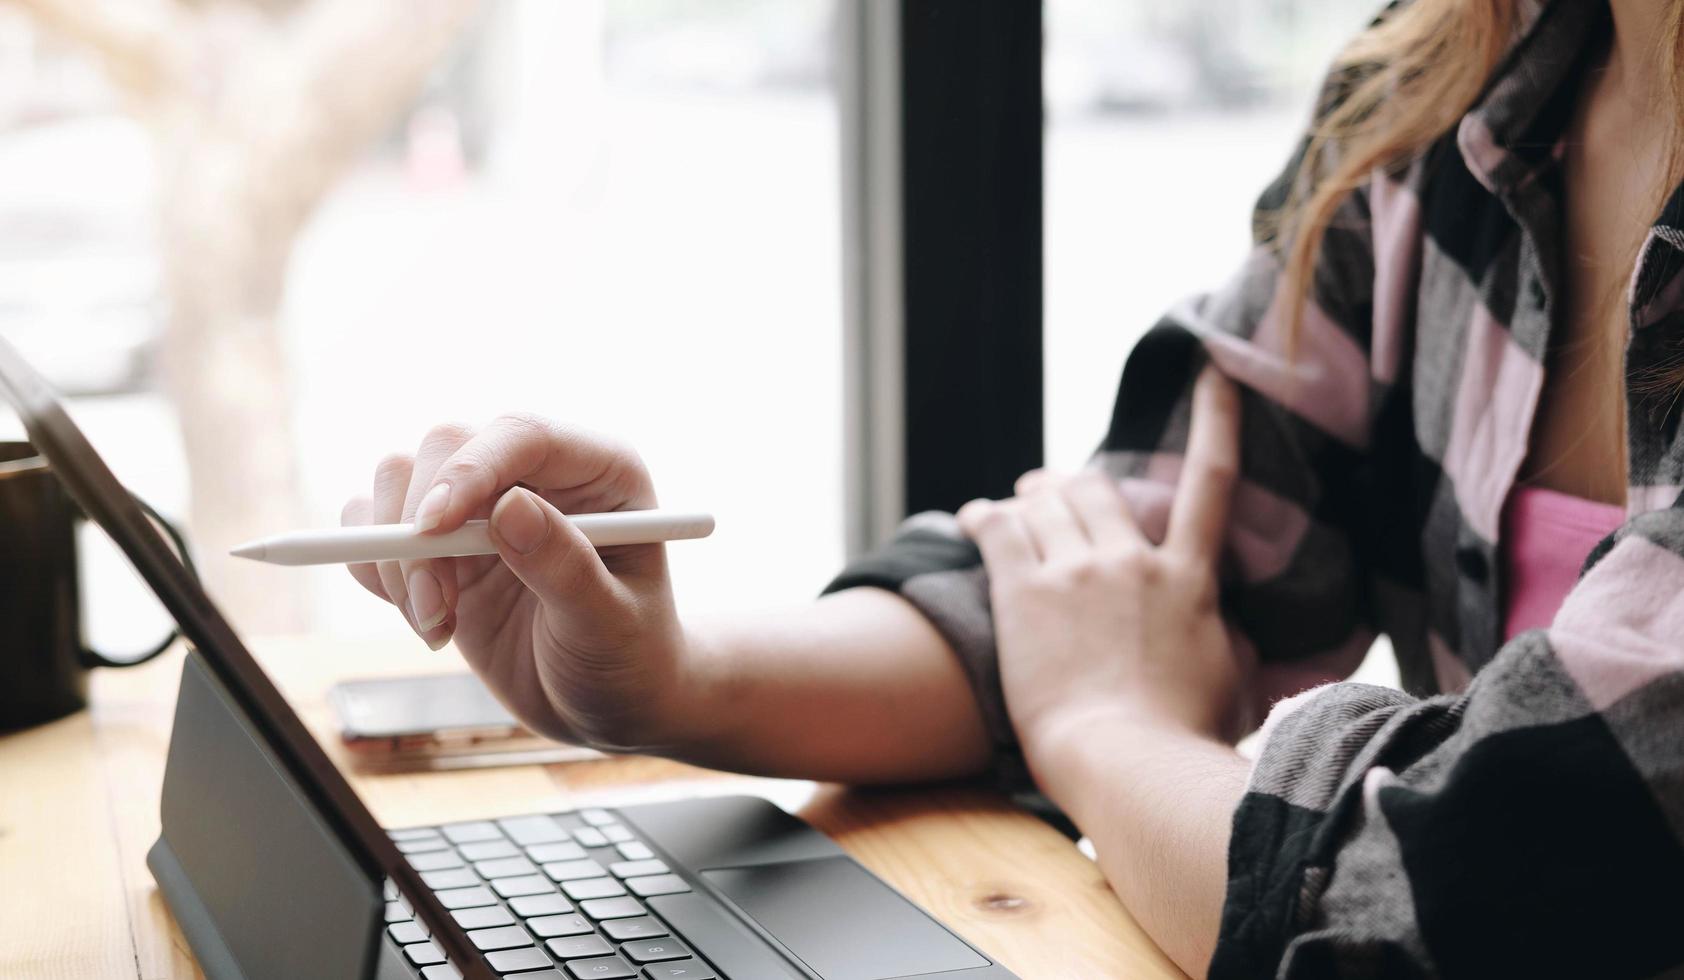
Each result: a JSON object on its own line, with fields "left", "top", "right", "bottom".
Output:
{"left": 602, "top": 825, "right": 634, "bottom": 844}
{"left": 488, "top": 946, "right": 554, "bottom": 973}
{"left": 546, "top": 934, "right": 613, "bottom": 960}
{"left": 579, "top": 809, "right": 616, "bottom": 826}
{"left": 563, "top": 878, "right": 627, "bottom": 901}
{"left": 470, "top": 924, "right": 535, "bottom": 951}
{"left": 579, "top": 897, "right": 645, "bottom": 920}
{"left": 410, "top": 850, "right": 467, "bottom": 872}
{"left": 390, "top": 827, "right": 441, "bottom": 841}
{"left": 528, "top": 913, "right": 594, "bottom": 938}
{"left": 434, "top": 886, "right": 497, "bottom": 910}
{"left": 528, "top": 842, "right": 588, "bottom": 863}
{"left": 384, "top": 901, "right": 411, "bottom": 924}
{"left": 477, "top": 856, "right": 539, "bottom": 879}
{"left": 505, "top": 972, "right": 565, "bottom": 980}
{"left": 615, "top": 842, "right": 654, "bottom": 862}
{"left": 421, "top": 965, "right": 464, "bottom": 980}
{"left": 566, "top": 955, "right": 636, "bottom": 978}
{"left": 442, "top": 821, "right": 504, "bottom": 844}
{"left": 494, "top": 875, "right": 559, "bottom": 898}
{"left": 572, "top": 828, "right": 609, "bottom": 847}
{"left": 397, "top": 837, "right": 452, "bottom": 854}
{"left": 385, "top": 880, "right": 400, "bottom": 900}
{"left": 388, "top": 920, "right": 428, "bottom": 945}
{"left": 509, "top": 893, "right": 573, "bottom": 917}
{"left": 641, "top": 962, "right": 716, "bottom": 980}
{"left": 422, "top": 868, "right": 480, "bottom": 891}
{"left": 625, "top": 875, "right": 689, "bottom": 898}
{"left": 403, "top": 940, "right": 446, "bottom": 966}
{"left": 544, "top": 859, "right": 606, "bottom": 882}
{"left": 607, "top": 860, "right": 667, "bottom": 879}
{"left": 501, "top": 815, "right": 571, "bottom": 845}
{"left": 620, "top": 938, "right": 690, "bottom": 964}
{"left": 454, "top": 905, "right": 516, "bottom": 930}
{"left": 600, "top": 917, "right": 667, "bottom": 942}
{"left": 459, "top": 840, "right": 522, "bottom": 862}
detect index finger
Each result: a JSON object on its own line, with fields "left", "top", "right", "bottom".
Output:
{"left": 415, "top": 414, "right": 656, "bottom": 533}
{"left": 1166, "top": 365, "right": 1242, "bottom": 559}
{"left": 339, "top": 495, "right": 386, "bottom": 601}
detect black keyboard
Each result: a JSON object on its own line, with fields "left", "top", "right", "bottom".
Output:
{"left": 384, "top": 809, "right": 718, "bottom": 980}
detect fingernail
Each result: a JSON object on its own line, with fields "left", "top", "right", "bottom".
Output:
{"left": 493, "top": 488, "right": 548, "bottom": 555}
{"left": 408, "top": 568, "right": 447, "bottom": 631}
{"left": 424, "top": 625, "right": 452, "bottom": 652}
{"left": 414, "top": 483, "right": 451, "bottom": 532}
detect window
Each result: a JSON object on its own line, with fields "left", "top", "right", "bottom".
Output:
{"left": 0, "top": 0, "right": 843, "bottom": 644}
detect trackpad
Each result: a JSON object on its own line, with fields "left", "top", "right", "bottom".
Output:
{"left": 702, "top": 857, "right": 988, "bottom": 980}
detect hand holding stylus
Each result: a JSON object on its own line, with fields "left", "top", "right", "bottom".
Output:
{"left": 341, "top": 414, "right": 704, "bottom": 752}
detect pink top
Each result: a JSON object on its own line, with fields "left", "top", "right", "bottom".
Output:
{"left": 1500, "top": 485, "right": 1625, "bottom": 642}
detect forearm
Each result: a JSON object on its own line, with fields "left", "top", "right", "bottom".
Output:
{"left": 664, "top": 588, "right": 994, "bottom": 784}
{"left": 1027, "top": 714, "right": 1249, "bottom": 979}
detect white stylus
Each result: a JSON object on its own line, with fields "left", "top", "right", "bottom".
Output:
{"left": 230, "top": 510, "right": 714, "bottom": 566}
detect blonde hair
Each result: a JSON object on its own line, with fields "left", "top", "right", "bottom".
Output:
{"left": 1278, "top": 0, "right": 1684, "bottom": 386}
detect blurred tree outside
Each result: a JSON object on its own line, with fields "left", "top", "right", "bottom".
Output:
{"left": 8, "top": 0, "right": 483, "bottom": 630}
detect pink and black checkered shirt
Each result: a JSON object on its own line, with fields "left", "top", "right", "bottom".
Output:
{"left": 830, "top": 1, "right": 1684, "bottom": 975}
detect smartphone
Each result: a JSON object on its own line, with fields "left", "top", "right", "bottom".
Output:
{"left": 328, "top": 672, "right": 602, "bottom": 772}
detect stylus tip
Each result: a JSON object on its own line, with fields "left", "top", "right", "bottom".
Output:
{"left": 229, "top": 540, "right": 266, "bottom": 560}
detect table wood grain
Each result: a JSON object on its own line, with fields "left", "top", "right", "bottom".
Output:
{"left": 0, "top": 636, "right": 1183, "bottom": 979}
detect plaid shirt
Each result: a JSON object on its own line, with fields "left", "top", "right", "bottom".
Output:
{"left": 827, "top": 1, "right": 1684, "bottom": 975}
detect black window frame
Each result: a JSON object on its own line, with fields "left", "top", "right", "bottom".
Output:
{"left": 839, "top": 0, "right": 1043, "bottom": 553}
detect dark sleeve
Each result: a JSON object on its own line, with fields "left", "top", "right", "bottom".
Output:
{"left": 1210, "top": 505, "right": 1684, "bottom": 978}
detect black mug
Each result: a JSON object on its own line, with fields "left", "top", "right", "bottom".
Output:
{"left": 0, "top": 440, "right": 188, "bottom": 731}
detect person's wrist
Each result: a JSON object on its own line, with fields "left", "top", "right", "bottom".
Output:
{"left": 1018, "top": 697, "right": 1194, "bottom": 760}
{"left": 633, "top": 618, "right": 731, "bottom": 755}
{"left": 1020, "top": 700, "right": 1220, "bottom": 810}
{"left": 550, "top": 616, "right": 710, "bottom": 756}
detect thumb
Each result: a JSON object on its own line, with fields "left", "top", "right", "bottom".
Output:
{"left": 489, "top": 487, "right": 615, "bottom": 608}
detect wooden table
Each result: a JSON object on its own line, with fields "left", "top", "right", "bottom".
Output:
{"left": 0, "top": 636, "right": 1183, "bottom": 979}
